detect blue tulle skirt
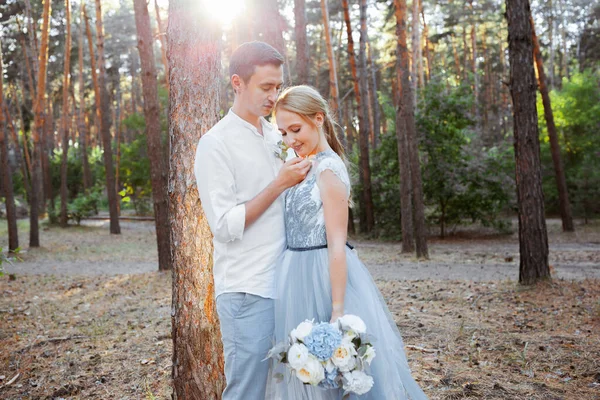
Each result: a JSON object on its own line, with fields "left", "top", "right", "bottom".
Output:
{"left": 269, "top": 246, "right": 429, "bottom": 400}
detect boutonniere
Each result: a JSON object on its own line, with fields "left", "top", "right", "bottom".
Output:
{"left": 274, "top": 140, "right": 290, "bottom": 161}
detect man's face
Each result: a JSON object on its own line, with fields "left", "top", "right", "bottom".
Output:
{"left": 235, "top": 64, "right": 284, "bottom": 118}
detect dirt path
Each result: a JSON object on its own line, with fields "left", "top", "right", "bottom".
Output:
{"left": 3, "top": 218, "right": 599, "bottom": 281}
{"left": 1, "top": 219, "right": 599, "bottom": 399}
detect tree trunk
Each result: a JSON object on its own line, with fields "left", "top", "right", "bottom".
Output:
{"left": 133, "top": 0, "right": 172, "bottom": 271}
{"left": 15, "top": 83, "right": 33, "bottom": 190}
{"left": 421, "top": 8, "right": 432, "bottom": 83}
{"left": 78, "top": 3, "right": 92, "bottom": 191}
{"left": 43, "top": 103, "right": 54, "bottom": 214}
{"left": 395, "top": 0, "right": 428, "bottom": 258}
{"left": 530, "top": 15, "right": 574, "bottom": 232}
{"left": 294, "top": 0, "right": 309, "bottom": 84}
{"left": 548, "top": 1, "right": 555, "bottom": 88}
{"left": 60, "top": 0, "right": 72, "bottom": 228}
{"left": 470, "top": 0, "right": 480, "bottom": 130}
{"left": 0, "top": 37, "right": 19, "bottom": 252}
{"left": 320, "top": 0, "right": 340, "bottom": 117}
{"left": 153, "top": 0, "right": 169, "bottom": 89}
{"left": 83, "top": 6, "right": 101, "bottom": 147}
{"left": 411, "top": 0, "right": 420, "bottom": 107}
{"left": 94, "top": 0, "right": 121, "bottom": 234}
{"left": 505, "top": 0, "right": 550, "bottom": 284}
{"left": 168, "top": 0, "right": 225, "bottom": 397}
{"left": 357, "top": 0, "right": 375, "bottom": 233}
{"left": 367, "top": 42, "right": 381, "bottom": 148}
{"left": 4, "top": 103, "right": 31, "bottom": 199}
{"left": 394, "top": 0, "right": 415, "bottom": 253}
{"left": 451, "top": 34, "right": 462, "bottom": 80}
{"left": 30, "top": 0, "right": 52, "bottom": 247}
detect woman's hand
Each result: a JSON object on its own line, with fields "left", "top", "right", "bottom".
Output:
{"left": 330, "top": 309, "right": 343, "bottom": 323}
{"left": 330, "top": 302, "right": 344, "bottom": 323}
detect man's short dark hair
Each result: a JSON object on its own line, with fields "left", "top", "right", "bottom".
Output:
{"left": 229, "top": 41, "right": 284, "bottom": 82}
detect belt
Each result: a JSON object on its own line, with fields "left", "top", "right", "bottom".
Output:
{"left": 286, "top": 242, "right": 354, "bottom": 252}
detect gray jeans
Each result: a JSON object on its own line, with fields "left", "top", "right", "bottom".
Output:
{"left": 216, "top": 292, "right": 274, "bottom": 400}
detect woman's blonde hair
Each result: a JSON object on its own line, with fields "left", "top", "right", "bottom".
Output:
{"left": 274, "top": 85, "right": 345, "bottom": 158}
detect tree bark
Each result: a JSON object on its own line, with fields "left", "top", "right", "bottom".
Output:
{"left": 395, "top": 0, "right": 428, "bottom": 258}
{"left": 78, "top": 3, "right": 92, "bottom": 191}
{"left": 367, "top": 42, "right": 381, "bottom": 148}
{"left": 83, "top": 6, "right": 101, "bottom": 148}
{"left": 421, "top": 8, "right": 432, "bottom": 83}
{"left": 153, "top": 0, "right": 169, "bottom": 89}
{"left": 14, "top": 83, "right": 33, "bottom": 190}
{"left": 530, "top": 15, "right": 574, "bottom": 232}
{"left": 320, "top": 0, "right": 340, "bottom": 117}
{"left": 0, "top": 37, "right": 19, "bottom": 252}
{"left": 3, "top": 102, "right": 31, "bottom": 199}
{"left": 294, "top": 0, "right": 309, "bottom": 84}
{"left": 168, "top": 0, "right": 225, "bottom": 397}
{"left": 357, "top": 0, "right": 375, "bottom": 233}
{"left": 30, "top": 0, "right": 52, "bottom": 247}
{"left": 394, "top": 0, "right": 415, "bottom": 253}
{"left": 411, "top": 0, "right": 420, "bottom": 107}
{"left": 60, "top": 0, "right": 72, "bottom": 227}
{"left": 505, "top": 0, "right": 550, "bottom": 284}
{"left": 43, "top": 102, "right": 54, "bottom": 213}
{"left": 94, "top": 0, "right": 121, "bottom": 234}
{"left": 133, "top": 0, "right": 172, "bottom": 271}
{"left": 470, "top": 0, "right": 480, "bottom": 130}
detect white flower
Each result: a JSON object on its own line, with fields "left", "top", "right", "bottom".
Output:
{"left": 342, "top": 370, "right": 374, "bottom": 395}
{"left": 295, "top": 355, "right": 325, "bottom": 385}
{"left": 361, "top": 345, "right": 376, "bottom": 365}
{"left": 331, "top": 341, "right": 357, "bottom": 372}
{"left": 338, "top": 315, "right": 367, "bottom": 335}
{"left": 287, "top": 343, "right": 309, "bottom": 370}
{"left": 291, "top": 320, "right": 314, "bottom": 342}
{"left": 324, "top": 359, "right": 337, "bottom": 374}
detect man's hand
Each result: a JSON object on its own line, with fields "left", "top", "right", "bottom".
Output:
{"left": 275, "top": 157, "right": 311, "bottom": 189}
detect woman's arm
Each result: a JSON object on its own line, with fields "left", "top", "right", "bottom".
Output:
{"left": 318, "top": 169, "right": 350, "bottom": 322}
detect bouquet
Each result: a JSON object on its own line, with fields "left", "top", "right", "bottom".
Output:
{"left": 266, "top": 315, "right": 376, "bottom": 396}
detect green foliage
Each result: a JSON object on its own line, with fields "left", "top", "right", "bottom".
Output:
{"left": 118, "top": 129, "right": 153, "bottom": 216}
{"left": 67, "top": 186, "right": 102, "bottom": 225}
{"left": 418, "top": 82, "right": 514, "bottom": 236}
{"left": 0, "top": 247, "right": 20, "bottom": 276}
{"left": 50, "top": 145, "right": 106, "bottom": 203}
{"left": 537, "top": 70, "right": 600, "bottom": 218}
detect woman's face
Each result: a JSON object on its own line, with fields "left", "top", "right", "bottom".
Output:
{"left": 276, "top": 109, "right": 324, "bottom": 158}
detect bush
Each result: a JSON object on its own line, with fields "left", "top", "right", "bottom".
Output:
{"left": 67, "top": 187, "right": 102, "bottom": 225}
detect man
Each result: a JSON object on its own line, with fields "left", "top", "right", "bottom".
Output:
{"left": 194, "top": 41, "right": 311, "bottom": 399}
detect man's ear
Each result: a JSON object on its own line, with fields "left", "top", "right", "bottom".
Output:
{"left": 231, "top": 74, "right": 243, "bottom": 95}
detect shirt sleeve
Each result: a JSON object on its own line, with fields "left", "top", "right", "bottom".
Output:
{"left": 194, "top": 134, "right": 246, "bottom": 243}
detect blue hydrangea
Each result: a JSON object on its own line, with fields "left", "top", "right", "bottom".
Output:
{"left": 304, "top": 322, "right": 342, "bottom": 361}
{"left": 319, "top": 368, "right": 340, "bottom": 390}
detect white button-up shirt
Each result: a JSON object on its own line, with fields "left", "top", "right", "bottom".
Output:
{"left": 194, "top": 109, "right": 286, "bottom": 300}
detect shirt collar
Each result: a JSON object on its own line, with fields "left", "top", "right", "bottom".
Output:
{"left": 228, "top": 109, "right": 274, "bottom": 139}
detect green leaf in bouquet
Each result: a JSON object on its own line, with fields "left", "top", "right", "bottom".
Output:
{"left": 358, "top": 345, "right": 368, "bottom": 357}
{"left": 274, "top": 373, "right": 284, "bottom": 383}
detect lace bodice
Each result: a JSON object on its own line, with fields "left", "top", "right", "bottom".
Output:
{"left": 285, "top": 149, "right": 351, "bottom": 249}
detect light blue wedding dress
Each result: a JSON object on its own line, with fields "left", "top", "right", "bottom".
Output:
{"left": 270, "top": 149, "right": 429, "bottom": 399}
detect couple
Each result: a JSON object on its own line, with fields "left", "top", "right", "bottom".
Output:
{"left": 194, "top": 41, "right": 428, "bottom": 400}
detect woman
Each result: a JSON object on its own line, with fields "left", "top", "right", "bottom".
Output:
{"left": 270, "top": 85, "right": 428, "bottom": 399}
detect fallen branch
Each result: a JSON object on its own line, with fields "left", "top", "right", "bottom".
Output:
{"left": 406, "top": 345, "right": 439, "bottom": 353}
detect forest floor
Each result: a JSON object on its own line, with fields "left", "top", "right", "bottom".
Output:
{"left": 0, "top": 218, "right": 599, "bottom": 399}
